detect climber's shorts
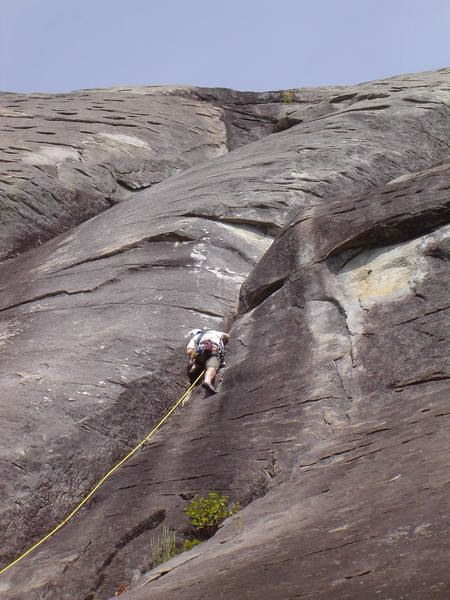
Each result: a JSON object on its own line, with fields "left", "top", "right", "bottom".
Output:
{"left": 205, "top": 355, "right": 220, "bottom": 370}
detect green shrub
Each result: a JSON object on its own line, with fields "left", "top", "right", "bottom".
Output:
{"left": 184, "top": 491, "right": 239, "bottom": 539}
{"left": 182, "top": 538, "right": 203, "bottom": 552}
{"left": 150, "top": 526, "right": 179, "bottom": 567}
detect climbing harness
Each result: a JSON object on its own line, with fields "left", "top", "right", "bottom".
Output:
{"left": 0, "top": 369, "right": 205, "bottom": 575}
{"left": 193, "top": 332, "right": 224, "bottom": 365}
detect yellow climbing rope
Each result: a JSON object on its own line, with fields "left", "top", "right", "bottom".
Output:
{"left": 0, "top": 370, "right": 205, "bottom": 575}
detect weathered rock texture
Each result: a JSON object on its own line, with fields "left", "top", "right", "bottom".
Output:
{"left": 0, "top": 84, "right": 342, "bottom": 260}
{"left": 0, "top": 68, "right": 449, "bottom": 600}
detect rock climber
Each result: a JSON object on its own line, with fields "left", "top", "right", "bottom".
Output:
{"left": 186, "top": 328, "right": 230, "bottom": 394}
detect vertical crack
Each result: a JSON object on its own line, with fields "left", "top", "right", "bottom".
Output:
{"left": 333, "top": 358, "right": 353, "bottom": 401}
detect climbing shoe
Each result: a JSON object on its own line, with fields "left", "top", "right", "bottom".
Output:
{"left": 202, "top": 381, "right": 216, "bottom": 394}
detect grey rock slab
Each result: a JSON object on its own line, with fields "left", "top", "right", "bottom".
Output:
{"left": 0, "top": 69, "right": 449, "bottom": 599}
{"left": 112, "top": 166, "right": 449, "bottom": 600}
{"left": 0, "top": 85, "right": 287, "bottom": 260}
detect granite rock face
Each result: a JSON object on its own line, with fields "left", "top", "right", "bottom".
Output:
{"left": 0, "top": 85, "right": 279, "bottom": 259}
{"left": 0, "top": 69, "right": 449, "bottom": 599}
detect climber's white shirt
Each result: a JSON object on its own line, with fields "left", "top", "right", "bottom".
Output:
{"left": 187, "top": 330, "right": 226, "bottom": 352}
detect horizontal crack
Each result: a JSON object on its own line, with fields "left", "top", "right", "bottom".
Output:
{"left": 0, "top": 278, "right": 119, "bottom": 313}
{"left": 388, "top": 374, "right": 450, "bottom": 389}
{"left": 180, "top": 211, "right": 278, "bottom": 237}
{"left": 78, "top": 420, "right": 134, "bottom": 448}
{"left": 263, "top": 535, "right": 378, "bottom": 567}
{"left": 144, "top": 554, "right": 200, "bottom": 584}
{"left": 228, "top": 402, "right": 292, "bottom": 421}
{"left": 142, "top": 473, "right": 215, "bottom": 483}
{"left": 53, "top": 233, "right": 195, "bottom": 273}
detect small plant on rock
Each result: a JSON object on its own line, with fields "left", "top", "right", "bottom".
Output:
{"left": 184, "top": 491, "right": 239, "bottom": 539}
{"left": 150, "top": 526, "right": 179, "bottom": 567}
{"left": 182, "top": 537, "right": 203, "bottom": 552}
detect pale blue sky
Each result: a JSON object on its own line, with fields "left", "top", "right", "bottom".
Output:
{"left": 1, "top": 0, "right": 449, "bottom": 93}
